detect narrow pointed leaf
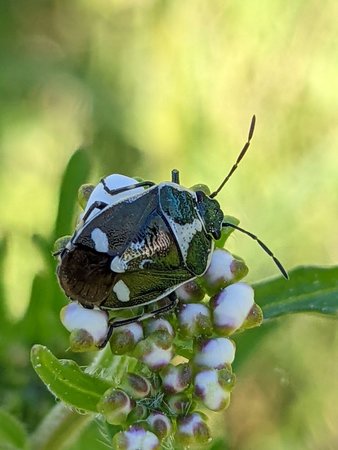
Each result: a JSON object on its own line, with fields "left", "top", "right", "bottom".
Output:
{"left": 0, "top": 409, "right": 28, "bottom": 450}
{"left": 54, "top": 149, "right": 90, "bottom": 240}
{"left": 254, "top": 266, "right": 338, "bottom": 319}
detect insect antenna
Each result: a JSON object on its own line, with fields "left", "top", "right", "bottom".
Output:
{"left": 222, "top": 222, "right": 289, "bottom": 279}
{"left": 210, "top": 115, "right": 256, "bottom": 198}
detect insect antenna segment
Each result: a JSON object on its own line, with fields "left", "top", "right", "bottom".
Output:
{"left": 210, "top": 115, "right": 256, "bottom": 198}
{"left": 222, "top": 222, "right": 289, "bottom": 279}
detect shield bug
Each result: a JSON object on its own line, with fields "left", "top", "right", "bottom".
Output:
{"left": 56, "top": 116, "right": 288, "bottom": 346}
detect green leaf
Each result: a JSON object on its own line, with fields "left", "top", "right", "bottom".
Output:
{"left": 0, "top": 409, "right": 28, "bottom": 450}
{"left": 254, "top": 266, "right": 338, "bottom": 319}
{"left": 31, "top": 345, "right": 113, "bottom": 412}
{"left": 0, "top": 237, "right": 9, "bottom": 330}
{"left": 215, "top": 215, "right": 239, "bottom": 248}
{"left": 53, "top": 149, "right": 91, "bottom": 240}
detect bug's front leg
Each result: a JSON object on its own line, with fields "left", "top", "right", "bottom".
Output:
{"left": 99, "top": 293, "right": 178, "bottom": 349}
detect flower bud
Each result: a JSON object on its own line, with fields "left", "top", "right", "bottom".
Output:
{"left": 147, "top": 412, "right": 172, "bottom": 439}
{"left": 241, "top": 303, "right": 263, "bottom": 330}
{"left": 112, "top": 426, "right": 160, "bottom": 450}
{"left": 53, "top": 235, "right": 71, "bottom": 256}
{"left": 176, "top": 412, "right": 211, "bottom": 445}
{"left": 194, "top": 369, "right": 234, "bottom": 411}
{"left": 160, "top": 363, "right": 192, "bottom": 393}
{"left": 120, "top": 372, "right": 151, "bottom": 399}
{"left": 165, "top": 393, "right": 193, "bottom": 416}
{"left": 144, "top": 318, "right": 174, "bottom": 338}
{"left": 60, "top": 302, "right": 109, "bottom": 349}
{"left": 210, "top": 282, "right": 255, "bottom": 335}
{"left": 175, "top": 280, "right": 205, "bottom": 303}
{"left": 134, "top": 331, "right": 173, "bottom": 371}
{"left": 202, "top": 249, "right": 248, "bottom": 295}
{"left": 97, "top": 388, "right": 132, "bottom": 425}
{"left": 177, "top": 303, "right": 212, "bottom": 337}
{"left": 127, "top": 404, "right": 149, "bottom": 425}
{"left": 69, "top": 329, "right": 96, "bottom": 352}
{"left": 194, "top": 337, "right": 235, "bottom": 369}
{"left": 77, "top": 183, "right": 95, "bottom": 209}
{"left": 189, "top": 184, "right": 211, "bottom": 195}
{"left": 110, "top": 323, "right": 143, "bottom": 354}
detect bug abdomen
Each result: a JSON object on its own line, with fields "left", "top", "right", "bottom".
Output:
{"left": 57, "top": 245, "right": 116, "bottom": 308}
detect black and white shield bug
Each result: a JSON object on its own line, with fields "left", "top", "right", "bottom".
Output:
{"left": 56, "top": 116, "right": 288, "bottom": 346}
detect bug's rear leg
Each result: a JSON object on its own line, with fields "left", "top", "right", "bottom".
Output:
{"left": 99, "top": 293, "right": 178, "bottom": 348}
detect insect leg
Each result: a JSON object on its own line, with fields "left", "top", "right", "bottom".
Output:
{"left": 171, "top": 169, "right": 180, "bottom": 184}
{"left": 222, "top": 222, "right": 289, "bottom": 279}
{"left": 100, "top": 179, "right": 155, "bottom": 196}
{"left": 99, "top": 293, "right": 178, "bottom": 348}
{"left": 81, "top": 201, "right": 108, "bottom": 222}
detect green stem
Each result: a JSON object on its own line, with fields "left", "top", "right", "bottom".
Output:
{"left": 30, "top": 346, "right": 112, "bottom": 450}
{"left": 30, "top": 404, "right": 93, "bottom": 450}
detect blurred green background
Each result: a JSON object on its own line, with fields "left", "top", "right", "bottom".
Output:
{"left": 0, "top": 0, "right": 337, "bottom": 449}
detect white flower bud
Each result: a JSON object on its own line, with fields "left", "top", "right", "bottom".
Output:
{"left": 178, "top": 304, "right": 212, "bottom": 337}
{"left": 134, "top": 332, "right": 173, "bottom": 371}
{"left": 60, "top": 302, "right": 108, "bottom": 345}
{"left": 144, "top": 318, "right": 174, "bottom": 338}
{"left": 194, "top": 369, "right": 232, "bottom": 411}
{"left": 112, "top": 426, "right": 160, "bottom": 450}
{"left": 176, "top": 412, "right": 211, "bottom": 445}
{"left": 147, "top": 412, "right": 172, "bottom": 439}
{"left": 97, "top": 388, "right": 133, "bottom": 425}
{"left": 175, "top": 280, "right": 205, "bottom": 303}
{"left": 160, "top": 363, "right": 192, "bottom": 393}
{"left": 202, "top": 249, "right": 248, "bottom": 295}
{"left": 110, "top": 322, "right": 144, "bottom": 354}
{"left": 211, "top": 282, "right": 255, "bottom": 335}
{"left": 194, "top": 338, "right": 235, "bottom": 369}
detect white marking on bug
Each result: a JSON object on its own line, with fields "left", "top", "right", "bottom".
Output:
{"left": 113, "top": 280, "right": 130, "bottom": 302}
{"left": 168, "top": 218, "right": 203, "bottom": 260}
{"left": 91, "top": 228, "right": 109, "bottom": 253}
{"left": 139, "top": 259, "right": 153, "bottom": 269}
{"left": 110, "top": 256, "right": 127, "bottom": 273}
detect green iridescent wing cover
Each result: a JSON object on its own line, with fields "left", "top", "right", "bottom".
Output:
{"left": 74, "top": 187, "right": 194, "bottom": 308}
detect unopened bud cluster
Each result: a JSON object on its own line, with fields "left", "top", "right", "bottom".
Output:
{"left": 57, "top": 179, "right": 263, "bottom": 449}
{"left": 60, "top": 247, "right": 262, "bottom": 448}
